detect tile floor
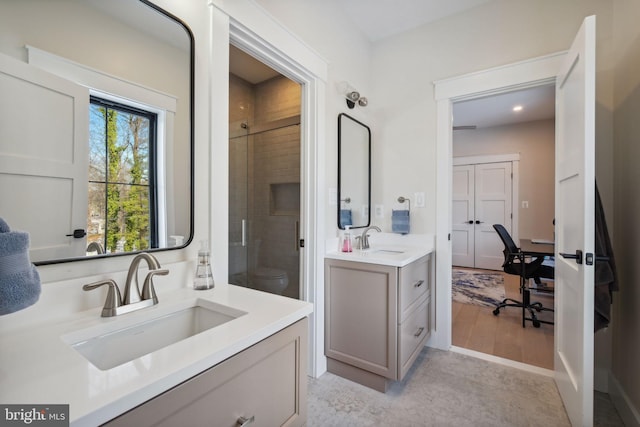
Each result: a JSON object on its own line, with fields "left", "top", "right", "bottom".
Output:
{"left": 308, "top": 348, "right": 625, "bottom": 426}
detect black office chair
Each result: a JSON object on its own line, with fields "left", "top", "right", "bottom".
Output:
{"left": 492, "top": 224, "right": 554, "bottom": 327}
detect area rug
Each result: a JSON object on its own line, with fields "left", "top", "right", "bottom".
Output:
{"left": 452, "top": 268, "right": 505, "bottom": 307}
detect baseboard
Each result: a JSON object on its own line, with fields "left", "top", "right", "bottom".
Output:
{"left": 609, "top": 372, "right": 640, "bottom": 427}
{"left": 450, "top": 345, "right": 554, "bottom": 378}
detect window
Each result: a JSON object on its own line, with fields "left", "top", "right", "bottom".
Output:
{"left": 88, "top": 96, "right": 157, "bottom": 253}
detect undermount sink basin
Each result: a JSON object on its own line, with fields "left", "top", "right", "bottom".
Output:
{"left": 362, "top": 247, "right": 406, "bottom": 254}
{"left": 63, "top": 299, "right": 247, "bottom": 370}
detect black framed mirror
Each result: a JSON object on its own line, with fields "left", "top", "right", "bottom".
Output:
{"left": 337, "top": 113, "right": 371, "bottom": 230}
{"left": 0, "top": 0, "right": 194, "bottom": 264}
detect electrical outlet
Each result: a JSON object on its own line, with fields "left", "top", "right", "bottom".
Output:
{"left": 375, "top": 204, "right": 384, "bottom": 218}
{"left": 415, "top": 192, "right": 425, "bottom": 207}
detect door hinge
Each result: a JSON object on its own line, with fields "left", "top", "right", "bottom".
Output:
{"left": 448, "top": 233, "right": 451, "bottom": 241}
{"left": 299, "top": 239, "right": 305, "bottom": 248}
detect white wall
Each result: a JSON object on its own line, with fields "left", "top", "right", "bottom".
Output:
{"left": 253, "top": 0, "right": 374, "bottom": 238}
{"left": 612, "top": 0, "right": 640, "bottom": 422}
{"left": 453, "top": 119, "right": 556, "bottom": 240}
{"left": 369, "top": 0, "right": 613, "bottom": 235}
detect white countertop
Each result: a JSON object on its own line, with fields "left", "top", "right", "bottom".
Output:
{"left": 0, "top": 285, "right": 312, "bottom": 426}
{"left": 325, "top": 244, "right": 433, "bottom": 267}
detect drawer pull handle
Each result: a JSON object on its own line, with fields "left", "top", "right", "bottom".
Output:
{"left": 237, "top": 415, "right": 255, "bottom": 426}
{"left": 413, "top": 280, "right": 424, "bottom": 288}
{"left": 414, "top": 327, "right": 425, "bottom": 338}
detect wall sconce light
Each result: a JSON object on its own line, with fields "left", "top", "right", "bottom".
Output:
{"left": 339, "top": 82, "right": 368, "bottom": 109}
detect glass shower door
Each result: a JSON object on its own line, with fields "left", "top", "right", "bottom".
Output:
{"left": 228, "top": 122, "right": 301, "bottom": 299}
{"left": 228, "top": 124, "right": 251, "bottom": 287}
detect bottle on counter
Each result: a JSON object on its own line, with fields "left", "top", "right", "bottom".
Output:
{"left": 341, "top": 226, "right": 353, "bottom": 253}
{"left": 194, "top": 240, "right": 215, "bottom": 290}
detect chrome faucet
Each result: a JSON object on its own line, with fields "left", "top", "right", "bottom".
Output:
{"left": 86, "top": 241, "right": 105, "bottom": 254}
{"left": 360, "top": 226, "right": 381, "bottom": 250}
{"left": 83, "top": 252, "right": 169, "bottom": 317}
{"left": 123, "top": 253, "right": 168, "bottom": 304}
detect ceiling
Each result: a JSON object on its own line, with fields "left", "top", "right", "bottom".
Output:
{"left": 338, "top": 0, "right": 493, "bottom": 41}
{"left": 229, "top": 45, "right": 280, "bottom": 84}
{"left": 231, "top": 0, "right": 556, "bottom": 128}
{"left": 453, "top": 85, "right": 556, "bottom": 129}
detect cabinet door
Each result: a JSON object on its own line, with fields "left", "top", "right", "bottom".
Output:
{"left": 105, "top": 318, "right": 307, "bottom": 427}
{"left": 325, "top": 260, "right": 397, "bottom": 379}
{"left": 398, "top": 296, "right": 430, "bottom": 379}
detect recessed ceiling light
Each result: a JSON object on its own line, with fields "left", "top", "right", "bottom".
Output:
{"left": 513, "top": 105, "right": 523, "bottom": 112}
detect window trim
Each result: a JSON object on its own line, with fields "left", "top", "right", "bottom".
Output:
{"left": 89, "top": 95, "right": 159, "bottom": 250}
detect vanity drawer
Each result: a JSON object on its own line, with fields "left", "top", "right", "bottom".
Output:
{"left": 398, "top": 254, "right": 429, "bottom": 322}
{"left": 398, "top": 295, "right": 430, "bottom": 379}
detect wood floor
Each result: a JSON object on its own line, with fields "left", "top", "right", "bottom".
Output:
{"left": 452, "top": 268, "right": 555, "bottom": 370}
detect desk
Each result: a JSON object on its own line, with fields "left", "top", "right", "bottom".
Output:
{"left": 518, "top": 239, "right": 555, "bottom": 327}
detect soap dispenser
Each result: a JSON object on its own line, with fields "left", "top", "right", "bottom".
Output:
{"left": 194, "top": 240, "right": 214, "bottom": 290}
{"left": 341, "top": 226, "right": 353, "bottom": 253}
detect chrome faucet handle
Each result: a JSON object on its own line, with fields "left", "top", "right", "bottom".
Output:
{"left": 141, "top": 269, "right": 169, "bottom": 304}
{"left": 83, "top": 279, "right": 122, "bottom": 317}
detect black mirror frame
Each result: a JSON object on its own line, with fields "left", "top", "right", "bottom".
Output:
{"left": 35, "top": 0, "right": 195, "bottom": 265}
{"left": 337, "top": 113, "right": 371, "bottom": 230}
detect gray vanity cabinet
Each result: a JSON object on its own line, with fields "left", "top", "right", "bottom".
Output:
{"left": 104, "top": 318, "right": 307, "bottom": 427}
{"left": 325, "top": 255, "right": 431, "bottom": 392}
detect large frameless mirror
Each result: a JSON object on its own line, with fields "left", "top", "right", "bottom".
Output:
{"left": 0, "top": 0, "right": 194, "bottom": 264}
{"left": 337, "top": 113, "right": 371, "bottom": 230}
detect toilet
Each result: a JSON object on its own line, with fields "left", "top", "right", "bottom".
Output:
{"left": 250, "top": 267, "right": 289, "bottom": 294}
{"left": 247, "top": 239, "right": 289, "bottom": 295}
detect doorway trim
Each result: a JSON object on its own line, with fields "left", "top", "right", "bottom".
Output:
{"left": 430, "top": 51, "right": 566, "bottom": 350}
{"left": 209, "top": 2, "right": 328, "bottom": 377}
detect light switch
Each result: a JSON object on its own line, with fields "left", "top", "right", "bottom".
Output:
{"left": 415, "top": 192, "right": 425, "bottom": 207}
{"left": 522, "top": 201, "right": 529, "bottom": 209}
{"left": 375, "top": 204, "right": 384, "bottom": 218}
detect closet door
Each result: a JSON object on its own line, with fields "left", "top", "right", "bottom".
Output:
{"left": 452, "top": 165, "right": 475, "bottom": 267}
{"left": 473, "top": 162, "right": 512, "bottom": 270}
{"left": 452, "top": 161, "right": 513, "bottom": 270}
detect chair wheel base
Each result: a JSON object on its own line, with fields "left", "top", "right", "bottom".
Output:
{"left": 493, "top": 308, "right": 500, "bottom": 316}
{"left": 532, "top": 319, "right": 541, "bottom": 328}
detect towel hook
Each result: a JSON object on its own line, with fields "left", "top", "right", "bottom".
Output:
{"left": 397, "top": 196, "right": 411, "bottom": 212}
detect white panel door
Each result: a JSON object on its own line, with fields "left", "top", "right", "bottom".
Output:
{"left": 451, "top": 165, "right": 474, "bottom": 267}
{"left": 554, "top": 16, "right": 595, "bottom": 426}
{"left": 0, "top": 53, "right": 88, "bottom": 262}
{"left": 452, "top": 162, "right": 512, "bottom": 270}
{"left": 474, "top": 162, "right": 512, "bottom": 270}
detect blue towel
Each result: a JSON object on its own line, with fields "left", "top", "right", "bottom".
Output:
{"left": 392, "top": 209, "right": 410, "bottom": 235}
{"left": 339, "top": 209, "right": 352, "bottom": 228}
{"left": 0, "top": 218, "right": 41, "bottom": 315}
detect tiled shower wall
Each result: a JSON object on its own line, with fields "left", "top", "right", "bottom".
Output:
{"left": 229, "top": 73, "right": 301, "bottom": 297}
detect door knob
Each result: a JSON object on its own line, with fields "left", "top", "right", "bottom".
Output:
{"left": 467, "top": 220, "right": 474, "bottom": 224}
{"left": 560, "top": 249, "right": 583, "bottom": 264}
{"left": 475, "top": 220, "right": 483, "bottom": 224}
